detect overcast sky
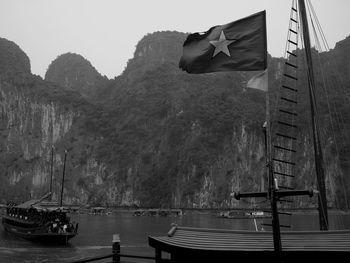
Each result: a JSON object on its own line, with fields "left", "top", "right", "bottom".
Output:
{"left": 1, "top": 0, "right": 349, "bottom": 79}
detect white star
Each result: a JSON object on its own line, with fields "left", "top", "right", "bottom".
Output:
{"left": 209, "top": 30, "right": 235, "bottom": 57}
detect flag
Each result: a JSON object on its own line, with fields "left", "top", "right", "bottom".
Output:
{"left": 179, "top": 11, "right": 267, "bottom": 74}
{"left": 247, "top": 69, "right": 268, "bottom": 91}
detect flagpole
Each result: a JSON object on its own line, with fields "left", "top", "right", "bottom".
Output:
{"left": 60, "top": 149, "right": 67, "bottom": 207}
{"left": 49, "top": 145, "right": 54, "bottom": 201}
{"left": 265, "top": 71, "right": 283, "bottom": 258}
{"left": 265, "top": 81, "right": 270, "bottom": 192}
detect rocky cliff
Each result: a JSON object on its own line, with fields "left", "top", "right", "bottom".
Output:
{"left": 45, "top": 53, "right": 109, "bottom": 102}
{"left": 0, "top": 33, "right": 349, "bottom": 209}
{"left": 0, "top": 37, "right": 30, "bottom": 75}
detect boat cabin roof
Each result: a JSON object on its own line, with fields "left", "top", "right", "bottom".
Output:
{"left": 13, "top": 200, "right": 68, "bottom": 212}
{"left": 149, "top": 225, "right": 350, "bottom": 255}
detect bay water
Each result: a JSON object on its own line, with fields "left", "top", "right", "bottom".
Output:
{"left": 1, "top": 210, "right": 349, "bottom": 262}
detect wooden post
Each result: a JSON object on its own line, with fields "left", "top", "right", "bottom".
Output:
{"left": 60, "top": 149, "right": 67, "bottom": 207}
{"left": 265, "top": 73, "right": 283, "bottom": 257}
{"left": 155, "top": 248, "right": 162, "bottom": 263}
{"left": 112, "top": 234, "right": 120, "bottom": 263}
{"left": 49, "top": 145, "right": 54, "bottom": 201}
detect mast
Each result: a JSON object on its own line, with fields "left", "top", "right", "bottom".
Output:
{"left": 235, "top": 66, "right": 314, "bottom": 257}
{"left": 49, "top": 146, "right": 54, "bottom": 201}
{"left": 60, "top": 149, "right": 67, "bottom": 207}
{"left": 265, "top": 81, "right": 282, "bottom": 255}
{"left": 298, "top": 0, "right": 329, "bottom": 230}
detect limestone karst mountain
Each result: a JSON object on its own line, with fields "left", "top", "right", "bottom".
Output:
{"left": 0, "top": 37, "right": 31, "bottom": 75}
{"left": 45, "top": 52, "right": 109, "bottom": 102}
{"left": 0, "top": 32, "right": 349, "bottom": 209}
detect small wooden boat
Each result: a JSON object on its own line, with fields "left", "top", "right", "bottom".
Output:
{"left": 90, "top": 207, "right": 107, "bottom": 215}
{"left": 2, "top": 195, "right": 78, "bottom": 244}
{"left": 2, "top": 148, "right": 78, "bottom": 244}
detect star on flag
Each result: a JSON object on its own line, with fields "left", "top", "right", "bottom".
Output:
{"left": 209, "top": 30, "right": 235, "bottom": 57}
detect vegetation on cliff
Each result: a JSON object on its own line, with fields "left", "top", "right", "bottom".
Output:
{"left": 0, "top": 37, "right": 31, "bottom": 75}
{"left": 45, "top": 53, "right": 109, "bottom": 102}
{"left": 0, "top": 31, "right": 349, "bottom": 209}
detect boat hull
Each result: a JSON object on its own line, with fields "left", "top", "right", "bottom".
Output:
{"left": 2, "top": 218, "right": 77, "bottom": 244}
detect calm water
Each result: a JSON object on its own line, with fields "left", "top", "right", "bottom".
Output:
{"left": 1, "top": 210, "right": 350, "bottom": 263}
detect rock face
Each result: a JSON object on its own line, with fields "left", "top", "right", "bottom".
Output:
{"left": 0, "top": 75, "right": 76, "bottom": 201}
{"left": 0, "top": 38, "right": 31, "bottom": 75}
{"left": 0, "top": 33, "right": 349, "bottom": 209}
{"left": 123, "top": 31, "right": 187, "bottom": 79}
{"left": 330, "top": 35, "right": 350, "bottom": 83}
{"left": 45, "top": 53, "right": 107, "bottom": 101}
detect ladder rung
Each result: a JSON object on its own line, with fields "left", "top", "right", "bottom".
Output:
{"left": 277, "top": 120, "right": 297, "bottom": 128}
{"left": 278, "top": 211, "right": 292, "bottom": 215}
{"left": 287, "top": 51, "right": 297, "bottom": 57}
{"left": 274, "top": 145, "right": 296, "bottom": 152}
{"left": 288, "top": 40, "right": 298, "bottom": 46}
{"left": 273, "top": 158, "right": 295, "bottom": 165}
{"left": 278, "top": 185, "right": 295, "bottom": 190}
{"left": 289, "top": 29, "right": 298, "bottom": 35}
{"left": 282, "top": 85, "right": 297, "bottom": 92}
{"left": 280, "top": 224, "right": 292, "bottom": 228}
{"left": 284, "top": 73, "right": 298, "bottom": 80}
{"left": 292, "top": 7, "right": 297, "bottom": 12}
{"left": 276, "top": 133, "right": 297, "bottom": 140}
{"left": 273, "top": 171, "right": 295, "bottom": 178}
{"left": 285, "top": 62, "right": 297, "bottom": 68}
{"left": 279, "top": 109, "right": 298, "bottom": 116}
{"left": 281, "top": 97, "right": 297, "bottom": 104}
{"left": 261, "top": 223, "right": 291, "bottom": 228}
{"left": 291, "top": 18, "right": 298, "bottom": 23}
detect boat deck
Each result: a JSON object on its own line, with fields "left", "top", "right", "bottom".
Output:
{"left": 149, "top": 225, "right": 350, "bottom": 262}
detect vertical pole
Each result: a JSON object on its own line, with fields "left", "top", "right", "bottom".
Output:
{"left": 60, "top": 150, "right": 67, "bottom": 207}
{"left": 298, "top": 0, "right": 328, "bottom": 230}
{"left": 112, "top": 234, "right": 120, "bottom": 263}
{"left": 262, "top": 121, "right": 267, "bottom": 193}
{"left": 49, "top": 146, "right": 54, "bottom": 201}
{"left": 270, "top": 183, "right": 282, "bottom": 261}
{"left": 265, "top": 79, "right": 271, "bottom": 192}
{"left": 155, "top": 249, "right": 162, "bottom": 263}
{"left": 266, "top": 79, "right": 282, "bottom": 258}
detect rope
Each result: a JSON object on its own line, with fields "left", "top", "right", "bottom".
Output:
{"left": 306, "top": 0, "right": 349, "bottom": 212}
{"left": 306, "top": 1, "right": 349, "bottom": 232}
{"left": 307, "top": 0, "right": 350, "bottom": 110}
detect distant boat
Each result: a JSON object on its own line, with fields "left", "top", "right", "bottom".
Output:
{"left": 89, "top": 207, "right": 111, "bottom": 215}
{"left": 133, "top": 208, "right": 183, "bottom": 217}
{"left": 170, "top": 209, "right": 184, "bottom": 217}
{"left": 1, "top": 148, "right": 78, "bottom": 244}
{"left": 218, "top": 210, "right": 271, "bottom": 219}
{"left": 133, "top": 209, "right": 146, "bottom": 216}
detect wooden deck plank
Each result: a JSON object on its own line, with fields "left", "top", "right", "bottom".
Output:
{"left": 149, "top": 226, "right": 350, "bottom": 252}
